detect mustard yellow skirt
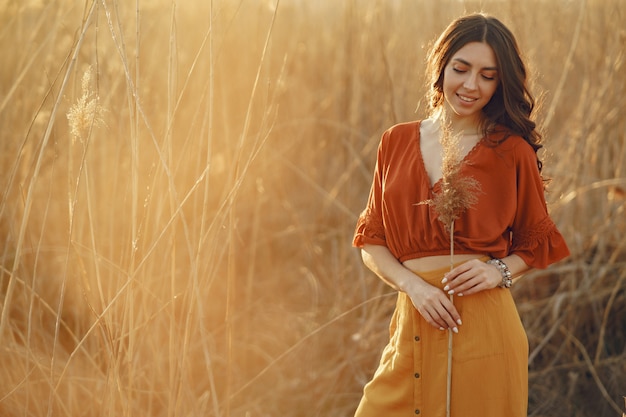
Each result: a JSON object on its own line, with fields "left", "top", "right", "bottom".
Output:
{"left": 354, "top": 261, "right": 529, "bottom": 417}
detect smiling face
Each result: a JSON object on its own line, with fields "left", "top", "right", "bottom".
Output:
{"left": 442, "top": 42, "right": 499, "bottom": 129}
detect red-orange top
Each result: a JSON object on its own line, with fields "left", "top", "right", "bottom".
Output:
{"left": 353, "top": 120, "right": 570, "bottom": 269}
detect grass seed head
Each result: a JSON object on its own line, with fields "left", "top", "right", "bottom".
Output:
{"left": 67, "top": 66, "right": 104, "bottom": 144}
{"left": 420, "top": 120, "right": 481, "bottom": 231}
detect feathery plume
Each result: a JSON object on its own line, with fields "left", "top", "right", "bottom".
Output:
{"left": 67, "top": 66, "right": 104, "bottom": 143}
{"left": 420, "top": 121, "right": 481, "bottom": 231}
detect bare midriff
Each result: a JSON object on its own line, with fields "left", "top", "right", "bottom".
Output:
{"left": 403, "top": 253, "right": 485, "bottom": 273}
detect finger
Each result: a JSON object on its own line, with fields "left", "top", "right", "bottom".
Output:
{"left": 421, "top": 298, "right": 458, "bottom": 330}
{"left": 436, "top": 301, "right": 462, "bottom": 332}
{"left": 453, "top": 282, "right": 480, "bottom": 296}
{"left": 458, "top": 281, "right": 489, "bottom": 296}
{"left": 447, "top": 275, "right": 479, "bottom": 294}
{"left": 445, "top": 259, "right": 478, "bottom": 280}
{"left": 443, "top": 263, "right": 479, "bottom": 287}
{"left": 444, "top": 270, "right": 474, "bottom": 293}
{"left": 453, "top": 263, "right": 499, "bottom": 294}
{"left": 446, "top": 263, "right": 493, "bottom": 293}
{"left": 419, "top": 307, "right": 448, "bottom": 330}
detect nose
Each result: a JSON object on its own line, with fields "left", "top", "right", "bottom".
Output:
{"left": 463, "top": 72, "right": 478, "bottom": 90}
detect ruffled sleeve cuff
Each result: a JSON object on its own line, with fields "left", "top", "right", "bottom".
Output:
{"left": 352, "top": 208, "right": 386, "bottom": 248}
{"left": 511, "top": 216, "right": 570, "bottom": 269}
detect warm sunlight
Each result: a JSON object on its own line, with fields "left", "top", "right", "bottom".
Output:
{"left": 0, "top": 1, "right": 624, "bottom": 416}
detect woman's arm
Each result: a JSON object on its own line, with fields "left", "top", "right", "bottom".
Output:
{"left": 361, "top": 244, "right": 463, "bottom": 332}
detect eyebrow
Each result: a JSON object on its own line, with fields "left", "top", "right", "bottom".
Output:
{"left": 453, "top": 58, "right": 498, "bottom": 71}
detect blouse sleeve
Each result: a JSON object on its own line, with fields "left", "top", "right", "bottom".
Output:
{"left": 510, "top": 142, "right": 570, "bottom": 268}
{"left": 353, "top": 132, "right": 388, "bottom": 248}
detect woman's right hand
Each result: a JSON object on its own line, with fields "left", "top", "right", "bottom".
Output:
{"left": 361, "top": 244, "right": 462, "bottom": 333}
{"left": 404, "top": 279, "right": 462, "bottom": 333}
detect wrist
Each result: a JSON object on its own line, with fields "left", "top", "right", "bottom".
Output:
{"left": 397, "top": 272, "right": 427, "bottom": 294}
{"left": 486, "top": 258, "right": 512, "bottom": 288}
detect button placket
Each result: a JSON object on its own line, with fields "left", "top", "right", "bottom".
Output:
{"left": 414, "top": 335, "right": 421, "bottom": 379}
{"left": 413, "top": 316, "right": 422, "bottom": 415}
{"left": 408, "top": 295, "right": 423, "bottom": 417}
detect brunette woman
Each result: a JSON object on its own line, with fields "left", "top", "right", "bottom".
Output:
{"left": 353, "top": 13, "right": 569, "bottom": 417}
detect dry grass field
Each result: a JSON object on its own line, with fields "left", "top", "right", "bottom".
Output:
{"left": 0, "top": 0, "right": 625, "bottom": 416}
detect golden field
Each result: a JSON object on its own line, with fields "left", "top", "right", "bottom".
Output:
{"left": 0, "top": 0, "right": 624, "bottom": 416}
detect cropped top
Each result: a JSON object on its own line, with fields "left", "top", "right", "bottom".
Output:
{"left": 353, "top": 120, "right": 570, "bottom": 269}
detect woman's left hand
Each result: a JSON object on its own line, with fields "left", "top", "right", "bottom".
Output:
{"left": 441, "top": 259, "right": 501, "bottom": 296}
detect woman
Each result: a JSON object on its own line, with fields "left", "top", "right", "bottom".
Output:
{"left": 352, "top": 13, "right": 569, "bottom": 417}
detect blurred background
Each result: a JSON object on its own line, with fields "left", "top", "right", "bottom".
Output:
{"left": 0, "top": 0, "right": 624, "bottom": 416}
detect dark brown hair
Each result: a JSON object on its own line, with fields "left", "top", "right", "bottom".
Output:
{"left": 426, "top": 13, "right": 543, "bottom": 171}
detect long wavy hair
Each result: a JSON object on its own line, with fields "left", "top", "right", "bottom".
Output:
{"left": 426, "top": 13, "right": 544, "bottom": 171}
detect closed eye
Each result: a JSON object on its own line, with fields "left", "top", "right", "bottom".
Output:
{"left": 452, "top": 66, "right": 497, "bottom": 81}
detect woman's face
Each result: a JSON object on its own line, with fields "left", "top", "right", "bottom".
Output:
{"left": 442, "top": 41, "right": 499, "bottom": 127}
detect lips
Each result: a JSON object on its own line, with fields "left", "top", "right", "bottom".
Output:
{"left": 457, "top": 93, "right": 478, "bottom": 102}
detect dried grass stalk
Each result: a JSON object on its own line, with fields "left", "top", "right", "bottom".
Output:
{"left": 420, "top": 120, "right": 481, "bottom": 417}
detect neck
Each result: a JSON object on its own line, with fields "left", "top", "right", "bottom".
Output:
{"left": 436, "top": 109, "right": 482, "bottom": 136}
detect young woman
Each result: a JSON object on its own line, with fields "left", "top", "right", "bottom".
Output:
{"left": 352, "top": 13, "right": 569, "bottom": 417}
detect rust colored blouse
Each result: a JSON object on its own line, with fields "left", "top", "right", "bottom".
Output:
{"left": 353, "top": 120, "right": 569, "bottom": 269}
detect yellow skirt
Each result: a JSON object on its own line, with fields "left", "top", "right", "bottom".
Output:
{"left": 354, "top": 261, "right": 529, "bottom": 417}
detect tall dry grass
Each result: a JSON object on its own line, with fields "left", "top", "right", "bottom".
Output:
{"left": 0, "top": 0, "right": 624, "bottom": 416}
